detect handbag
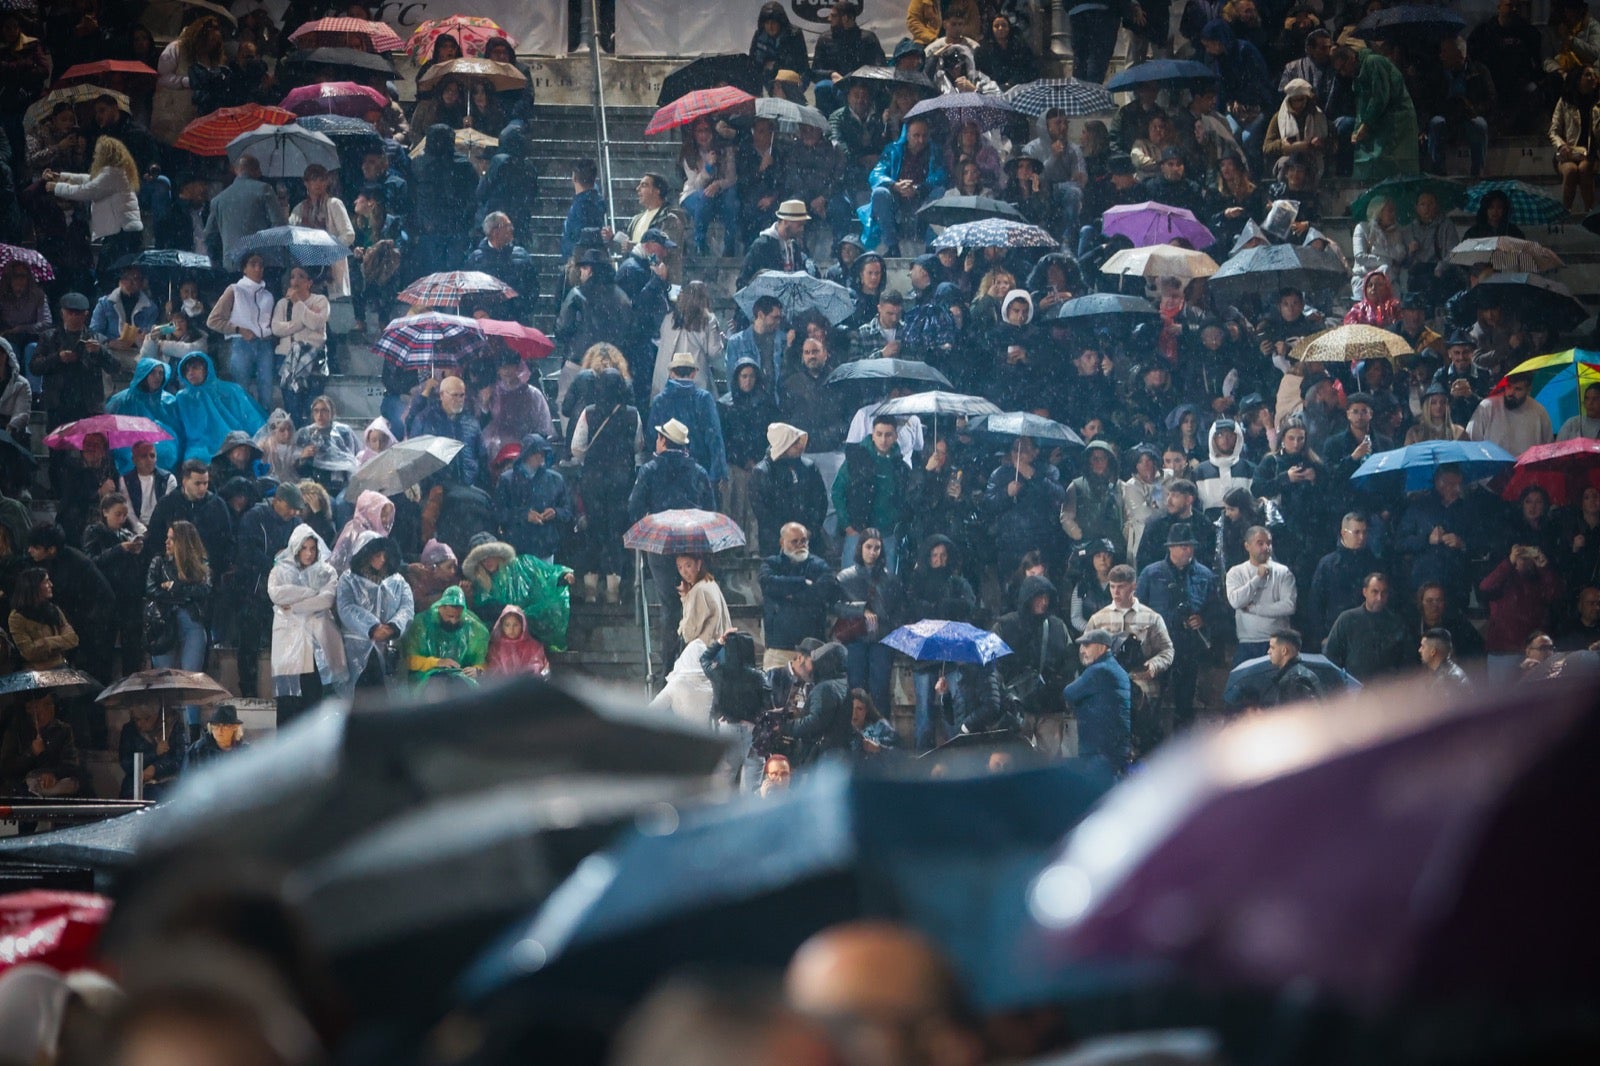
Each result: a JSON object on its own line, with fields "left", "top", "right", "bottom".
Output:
{"left": 143, "top": 600, "right": 177, "bottom": 656}
{"left": 1002, "top": 617, "right": 1053, "bottom": 715}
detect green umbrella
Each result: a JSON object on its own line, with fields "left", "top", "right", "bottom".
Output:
{"left": 1348, "top": 175, "right": 1467, "bottom": 224}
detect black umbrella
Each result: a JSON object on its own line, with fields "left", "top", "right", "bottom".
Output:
{"left": 825, "top": 357, "right": 952, "bottom": 389}
{"left": 1356, "top": 4, "right": 1466, "bottom": 41}
{"left": 281, "top": 46, "right": 396, "bottom": 78}
{"left": 0, "top": 430, "right": 38, "bottom": 484}
{"left": 1448, "top": 273, "right": 1587, "bottom": 332}
{"left": 295, "top": 113, "right": 384, "bottom": 150}
{"left": 0, "top": 668, "right": 101, "bottom": 698}
{"left": 657, "top": 54, "right": 764, "bottom": 106}
{"left": 1206, "top": 243, "right": 1350, "bottom": 300}
{"left": 0, "top": 810, "right": 150, "bottom": 879}
{"left": 110, "top": 249, "right": 222, "bottom": 305}
{"left": 837, "top": 65, "right": 939, "bottom": 99}
{"left": 918, "top": 193, "right": 1025, "bottom": 226}
{"left": 1052, "top": 292, "right": 1158, "bottom": 325}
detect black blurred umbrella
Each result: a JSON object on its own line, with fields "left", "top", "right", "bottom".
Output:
{"left": 1448, "top": 273, "right": 1587, "bottom": 331}
{"left": 1356, "top": 4, "right": 1466, "bottom": 41}
{"left": 657, "top": 54, "right": 764, "bottom": 106}
{"left": 825, "top": 358, "right": 952, "bottom": 389}
{"left": 281, "top": 46, "right": 396, "bottom": 78}
{"left": 918, "top": 193, "right": 1024, "bottom": 226}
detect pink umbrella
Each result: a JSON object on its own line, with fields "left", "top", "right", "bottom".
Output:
{"left": 281, "top": 81, "right": 389, "bottom": 118}
{"left": 474, "top": 317, "right": 554, "bottom": 360}
{"left": 1102, "top": 201, "right": 1216, "bottom": 250}
{"left": 44, "top": 414, "right": 173, "bottom": 451}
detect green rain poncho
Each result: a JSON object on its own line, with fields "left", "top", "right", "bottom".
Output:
{"left": 403, "top": 585, "right": 490, "bottom": 684}
{"left": 479, "top": 555, "right": 574, "bottom": 653}
{"left": 1350, "top": 49, "right": 1420, "bottom": 182}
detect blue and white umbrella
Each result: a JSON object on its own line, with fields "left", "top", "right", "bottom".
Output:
{"left": 225, "top": 225, "right": 353, "bottom": 270}
{"left": 1351, "top": 440, "right": 1516, "bottom": 493}
{"left": 226, "top": 122, "right": 338, "bottom": 178}
{"left": 929, "top": 218, "right": 1059, "bottom": 250}
{"left": 1003, "top": 78, "right": 1114, "bottom": 117}
{"left": 733, "top": 271, "right": 856, "bottom": 326}
{"left": 884, "top": 620, "right": 1013, "bottom": 665}
{"left": 905, "top": 90, "right": 1019, "bottom": 131}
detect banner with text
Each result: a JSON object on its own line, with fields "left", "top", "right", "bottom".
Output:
{"left": 618, "top": 0, "right": 907, "bottom": 59}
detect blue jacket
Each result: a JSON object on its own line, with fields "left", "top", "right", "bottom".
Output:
{"left": 1063, "top": 654, "right": 1131, "bottom": 770}
{"left": 1394, "top": 491, "right": 1478, "bottom": 602}
{"left": 171, "top": 352, "right": 265, "bottom": 463}
{"left": 859, "top": 125, "right": 949, "bottom": 248}
{"left": 628, "top": 447, "right": 715, "bottom": 523}
{"left": 103, "top": 356, "right": 181, "bottom": 473}
{"left": 405, "top": 397, "right": 482, "bottom": 486}
{"left": 723, "top": 326, "right": 783, "bottom": 402}
{"left": 561, "top": 188, "right": 607, "bottom": 259}
{"left": 495, "top": 434, "right": 572, "bottom": 559}
{"left": 1136, "top": 557, "right": 1219, "bottom": 634}
{"left": 758, "top": 551, "right": 840, "bottom": 651}
{"left": 648, "top": 379, "right": 729, "bottom": 482}
{"left": 90, "top": 289, "right": 159, "bottom": 338}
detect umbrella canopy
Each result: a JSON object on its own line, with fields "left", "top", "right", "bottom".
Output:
{"left": 873, "top": 391, "right": 1003, "bottom": 419}
{"left": 1351, "top": 439, "right": 1516, "bottom": 492}
{"left": 1101, "top": 201, "right": 1215, "bottom": 249}
{"left": 55, "top": 60, "right": 157, "bottom": 86}
{"left": 295, "top": 114, "right": 384, "bottom": 156}
{"left": 1221, "top": 652, "right": 1361, "bottom": 710}
{"left": 1100, "top": 245, "right": 1218, "bottom": 279}
{"left": 905, "top": 91, "right": 1020, "bottom": 131}
{"left": 1051, "top": 292, "right": 1158, "bottom": 326}
{"left": 399, "top": 271, "right": 517, "bottom": 310}
{"left": 1446, "top": 236, "right": 1563, "bottom": 273}
{"left": 415, "top": 57, "right": 528, "bottom": 93}
{"left": 287, "top": 16, "right": 405, "bottom": 53}
{"left": 1290, "top": 324, "right": 1414, "bottom": 364}
{"left": 750, "top": 96, "right": 828, "bottom": 132}
{"left": 406, "top": 15, "right": 513, "bottom": 61}
{"left": 883, "top": 619, "right": 1012, "bottom": 664}
{"left": 1347, "top": 175, "right": 1467, "bottom": 223}
{"left": 657, "top": 54, "right": 765, "bottom": 106}
{"left": 0, "top": 811, "right": 148, "bottom": 873}
{"left": 143, "top": 0, "right": 237, "bottom": 26}
{"left": 174, "top": 104, "right": 295, "bottom": 156}
{"left": 1356, "top": 4, "right": 1466, "bottom": 41}
{"left": 1450, "top": 272, "right": 1587, "bottom": 331}
{"left": 917, "top": 194, "right": 1024, "bottom": 226}
{"left": 44, "top": 415, "right": 172, "bottom": 452}
{"left": 1205, "top": 243, "right": 1349, "bottom": 298}
{"left": 1030, "top": 673, "right": 1600, "bottom": 1006}
{"left": 0, "top": 669, "right": 101, "bottom": 698}
{"left": 1502, "top": 437, "right": 1600, "bottom": 505}
{"left": 733, "top": 271, "right": 856, "bottom": 325}
{"left": 225, "top": 123, "right": 338, "bottom": 177}
{"left": 644, "top": 86, "right": 754, "bottom": 135}
{"left": 23, "top": 86, "right": 127, "bottom": 131}
{"left": 346, "top": 435, "right": 464, "bottom": 496}
{"left": 0, "top": 244, "right": 54, "bottom": 284}
{"left": 825, "top": 358, "right": 952, "bottom": 390}
{"left": 373, "top": 313, "right": 484, "bottom": 371}
{"left": 1490, "top": 349, "right": 1600, "bottom": 428}
{"left": 280, "top": 81, "right": 389, "bottom": 119}
{"left": 928, "top": 218, "right": 1059, "bottom": 250}
{"left": 225, "top": 226, "right": 351, "bottom": 271}
{"left": 623, "top": 509, "right": 746, "bottom": 556}
{"left": 1465, "top": 180, "right": 1565, "bottom": 226}
{"left": 837, "top": 65, "right": 938, "bottom": 99}
{"left": 0, "top": 893, "right": 111, "bottom": 976}
{"left": 281, "top": 47, "right": 396, "bottom": 78}
{"left": 406, "top": 127, "right": 498, "bottom": 159}
{"left": 1105, "top": 59, "right": 1219, "bottom": 91}
{"left": 971, "top": 412, "right": 1085, "bottom": 447}
{"left": 112, "top": 249, "right": 213, "bottom": 276}
{"left": 97, "top": 669, "right": 230, "bottom": 710}
{"left": 1003, "top": 78, "right": 1114, "bottom": 117}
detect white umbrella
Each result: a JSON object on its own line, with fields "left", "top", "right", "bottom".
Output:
{"left": 346, "top": 435, "right": 464, "bottom": 496}
{"left": 1099, "top": 245, "right": 1219, "bottom": 280}
{"left": 226, "top": 123, "right": 338, "bottom": 178}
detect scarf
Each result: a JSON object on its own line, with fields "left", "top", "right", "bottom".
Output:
{"left": 229, "top": 276, "right": 273, "bottom": 336}
{"left": 1275, "top": 80, "right": 1327, "bottom": 145}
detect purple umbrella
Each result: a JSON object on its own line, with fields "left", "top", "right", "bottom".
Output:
{"left": 1101, "top": 201, "right": 1216, "bottom": 250}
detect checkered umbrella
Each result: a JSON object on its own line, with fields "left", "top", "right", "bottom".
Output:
{"left": 174, "top": 104, "right": 295, "bottom": 156}
{"left": 0, "top": 244, "right": 54, "bottom": 283}
{"left": 645, "top": 86, "right": 756, "bottom": 135}
{"left": 905, "top": 91, "right": 1019, "bottom": 131}
{"left": 373, "top": 313, "right": 487, "bottom": 370}
{"left": 624, "top": 510, "right": 746, "bottom": 556}
{"left": 1003, "top": 78, "right": 1114, "bottom": 117}
{"left": 407, "top": 16, "right": 513, "bottom": 61}
{"left": 398, "top": 271, "right": 518, "bottom": 310}
{"left": 281, "top": 81, "right": 390, "bottom": 118}
{"left": 288, "top": 17, "right": 405, "bottom": 53}
{"left": 734, "top": 271, "right": 857, "bottom": 325}
{"left": 929, "top": 219, "right": 1059, "bottom": 250}
{"left": 225, "top": 226, "right": 352, "bottom": 270}
{"left": 1465, "top": 181, "right": 1565, "bottom": 226}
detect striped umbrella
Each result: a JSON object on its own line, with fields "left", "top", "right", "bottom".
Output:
{"left": 1004, "top": 78, "right": 1114, "bottom": 117}
{"left": 623, "top": 510, "right": 746, "bottom": 556}
{"left": 0, "top": 243, "right": 54, "bottom": 283}
{"left": 645, "top": 86, "right": 755, "bottom": 135}
{"left": 373, "top": 313, "right": 487, "bottom": 370}
{"left": 905, "top": 91, "right": 1019, "bottom": 132}
{"left": 174, "top": 104, "right": 295, "bottom": 156}
{"left": 281, "top": 81, "right": 389, "bottom": 118}
{"left": 1465, "top": 180, "right": 1565, "bottom": 226}
{"left": 928, "top": 218, "right": 1059, "bottom": 250}
{"left": 407, "top": 16, "right": 513, "bottom": 61}
{"left": 225, "top": 226, "right": 352, "bottom": 270}
{"left": 288, "top": 17, "right": 405, "bottom": 53}
{"left": 398, "top": 271, "right": 518, "bottom": 310}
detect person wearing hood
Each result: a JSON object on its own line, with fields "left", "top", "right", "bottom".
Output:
{"left": 485, "top": 603, "right": 550, "bottom": 678}
{"left": 481, "top": 348, "right": 554, "bottom": 467}
{"left": 495, "top": 433, "right": 571, "bottom": 564}
{"left": 1198, "top": 19, "right": 1273, "bottom": 117}
{"left": 1061, "top": 437, "right": 1123, "bottom": 553}
{"left": 208, "top": 430, "right": 264, "bottom": 496}
{"left": 171, "top": 351, "right": 265, "bottom": 464}
{"left": 256, "top": 408, "right": 299, "bottom": 484}
{"left": 860, "top": 117, "right": 948, "bottom": 255}
{"left": 905, "top": 253, "right": 942, "bottom": 308}
{"left": 231, "top": 481, "right": 304, "bottom": 699}
{"left": 336, "top": 531, "right": 415, "bottom": 692}
{"left": 751, "top": 422, "right": 830, "bottom": 561}
{"left": 749, "top": 1, "right": 810, "bottom": 93}
{"left": 405, "top": 538, "right": 460, "bottom": 614}
{"left": 1118, "top": 443, "right": 1167, "bottom": 561}
{"left": 329, "top": 489, "right": 395, "bottom": 574}
{"left": 782, "top": 641, "right": 853, "bottom": 764}
{"left": 409, "top": 123, "right": 479, "bottom": 277}
{"left": 898, "top": 281, "right": 970, "bottom": 389}
{"left": 1330, "top": 44, "right": 1420, "bottom": 183}
{"left": 481, "top": 35, "right": 535, "bottom": 120}
{"left": 476, "top": 126, "right": 542, "bottom": 240}
{"left": 720, "top": 355, "right": 781, "bottom": 548}
{"left": 268, "top": 522, "right": 346, "bottom": 721}
{"left": 984, "top": 434, "right": 1067, "bottom": 579}
{"left": 843, "top": 250, "right": 887, "bottom": 328}
{"left": 403, "top": 583, "right": 489, "bottom": 685}
{"left": 904, "top": 534, "right": 979, "bottom": 749}
{"left": 554, "top": 249, "right": 634, "bottom": 368}
{"left": 460, "top": 538, "right": 575, "bottom": 652}
{"left": 1194, "top": 417, "right": 1255, "bottom": 515}
{"left": 834, "top": 526, "right": 903, "bottom": 719}
{"left": 994, "top": 574, "right": 1074, "bottom": 756}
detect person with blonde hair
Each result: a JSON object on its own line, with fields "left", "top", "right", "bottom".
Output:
{"left": 44, "top": 136, "right": 143, "bottom": 267}
{"left": 288, "top": 164, "right": 355, "bottom": 300}
{"left": 1405, "top": 383, "right": 1468, "bottom": 444}
{"left": 145, "top": 520, "right": 211, "bottom": 715}
{"left": 151, "top": 15, "right": 225, "bottom": 142}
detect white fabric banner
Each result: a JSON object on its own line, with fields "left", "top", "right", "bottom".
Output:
{"left": 618, "top": 0, "right": 908, "bottom": 59}
{"left": 247, "top": 0, "right": 567, "bottom": 58}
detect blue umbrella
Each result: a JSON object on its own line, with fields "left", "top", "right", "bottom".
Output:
{"left": 225, "top": 225, "right": 353, "bottom": 270}
{"left": 1222, "top": 653, "right": 1361, "bottom": 710}
{"left": 733, "top": 270, "right": 856, "bottom": 326}
{"left": 1105, "top": 59, "right": 1219, "bottom": 91}
{"left": 1350, "top": 439, "right": 1516, "bottom": 493}
{"left": 883, "top": 619, "right": 1013, "bottom": 665}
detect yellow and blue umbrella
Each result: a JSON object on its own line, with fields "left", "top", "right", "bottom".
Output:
{"left": 1491, "top": 349, "right": 1600, "bottom": 427}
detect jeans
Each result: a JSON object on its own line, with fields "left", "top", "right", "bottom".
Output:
{"left": 913, "top": 669, "right": 943, "bottom": 751}
{"left": 713, "top": 718, "right": 762, "bottom": 792}
{"left": 1050, "top": 182, "right": 1084, "bottom": 237}
{"left": 868, "top": 185, "right": 917, "bottom": 252}
{"left": 683, "top": 187, "right": 741, "bottom": 253}
{"left": 845, "top": 640, "right": 894, "bottom": 720}
{"left": 380, "top": 393, "right": 410, "bottom": 440}
{"left": 1233, "top": 640, "right": 1271, "bottom": 666}
{"left": 1069, "top": 10, "right": 1119, "bottom": 84}
{"left": 1429, "top": 115, "right": 1488, "bottom": 175}
{"left": 647, "top": 551, "right": 683, "bottom": 667}
{"left": 153, "top": 606, "right": 209, "bottom": 727}
{"left": 229, "top": 335, "right": 277, "bottom": 413}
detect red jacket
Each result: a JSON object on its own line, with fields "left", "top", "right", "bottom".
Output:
{"left": 1478, "top": 559, "right": 1563, "bottom": 654}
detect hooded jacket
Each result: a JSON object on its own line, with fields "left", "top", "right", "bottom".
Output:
{"left": 993, "top": 575, "right": 1074, "bottom": 708}
{"left": 1195, "top": 420, "right": 1256, "bottom": 512}
{"left": 860, "top": 124, "right": 950, "bottom": 248}
{"left": 404, "top": 583, "right": 491, "bottom": 680}
{"left": 0, "top": 342, "right": 31, "bottom": 436}
{"left": 984, "top": 455, "right": 1067, "bottom": 564}
{"left": 481, "top": 357, "right": 555, "bottom": 465}
{"left": 495, "top": 434, "right": 572, "bottom": 559}
{"left": 335, "top": 532, "right": 415, "bottom": 690}
{"left": 411, "top": 123, "right": 478, "bottom": 238}
{"left": 330, "top": 490, "right": 396, "bottom": 573}
{"left": 649, "top": 375, "right": 729, "bottom": 483}
{"left": 904, "top": 534, "right": 979, "bottom": 630}
{"left": 1066, "top": 440, "right": 1126, "bottom": 549}
{"left": 485, "top": 604, "right": 549, "bottom": 677}
{"left": 462, "top": 540, "right": 575, "bottom": 651}
{"left": 268, "top": 522, "right": 347, "bottom": 693}
{"left": 172, "top": 351, "right": 266, "bottom": 463}
{"left": 699, "top": 630, "right": 771, "bottom": 723}
{"left": 476, "top": 123, "right": 541, "bottom": 227}
{"left": 788, "top": 641, "right": 853, "bottom": 761}
{"left": 719, "top": 356, "right": 781, "bottom": 468}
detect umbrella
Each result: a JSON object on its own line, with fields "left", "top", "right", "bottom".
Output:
{"left": 280, "top": 81, "right": 389, "bottom": 119}
{"left": 1450, "top": 273, "right": 1587, "bottom": 331}
{"left": 623, "top": 509, "right": 746, "bottom": 555}
{"left": 97, "top": 669, "right": 229, "bottom": 711}
{"left": 407, "top": 127, "right": 498, "bottom": 159}
{"left": 225, "top": 123, "right": 338, "bottom": 178}
{"left": 0, "top": 669, "right": 101, "bottom": 698}
{"left": 1206, "top": 244, "right": 1350, "bottom": 299}
{"left": 0, "top": 244, "right": 54, "bottom": 284}
{"left": 1221, "top": 652, "right": 1360, "bottom": 710}
{"left": 917, "top": 194, "right": 1024, "bottom": 226}
{"left": 929, "top": 218, "right": 1059, "bottom": 250}
{"left": 0, "top": 811, "right": 147, "bottom": 872}
{"left": 461, "top": 761, "right": 1116, "bottom": 1019}
{"left": 281, "top": 47, "right": 396, "bottom": 79}
{"left": 644, "top": 85, "right": 756, "bottom": 136}
{"left": 0, "top": 893, "right": 111, "bottom": 976}
{"left": 1351, "top": 439, "right": 1516, "bottom": 493}
{"left": 1104, "top": 59, "right": 1219, "bottom": 91}
{"left": 837, "top": 65, "right": 939, "bottom": 99}
{"left": 23, "top": 86, "right": 128, "bottom": 131}
{"left": 113, "top": 248, "right": 213, "bottom": 275}
{"left": 295, "top": 114, "right": 382, "bottom": 146}
{"left": 287, "top": 16, "right": 405, "bottom": 53}
{"left": 346, "top": 435, "right": 464, "bottom": 496}
{"left": 1490, "top": 349, "right": 1600, "bottom": 428}
{"left": 873, "top": 391, "right": 1003, "bottom": 419}
{"left": 44, "top": 415, "right": 172, "bottom": 452}
{"left": 1003, "top": 78, "right": 1115, "bottom": 117}
{"left": 733, "top": 271, "right": 856, "bottom": 325}
{"left": 406, "top": 15, "right": 512, "bottom": 61}
{"left": 1029, "top": 673, "right": 1600, "bottom": 1006}
{"left": 0, "top": 431, "right": 36, "bottom": 476}
{"left": 905, "top": 91, "right": 1020, "bottom": 131}
{"left": 54, "top": 60, "right": 157, "bottom": 86}
{"left": 1356, "top": 4, "right": 1467, "bottom": 41}
{"left": 143, "top": 0, "right": 236, "bottom": 25}
{"left": 657, "top": 54, "right": 765, "bottom": 106}
{"left": 1446, "top": 236, "right": 1563, "bottom": 273}
{"left": 1101, "top": 201, "right": 1215, "bottom": 249}
{"left": 173, "top": 104, "right": 295, "bottom": 156}
{"left": 1290, "top": 324, "right": 1414, "bottom": 364}
{"left": 1502, "top": 437, "right": 1600, "bottom": 505}
{"left": 415, "top": 57, "right": 528, "bottom": 93}
{"left": 971, "top": 412, "right": 1085, "bottom": 448}
{"left": 1347, "top": 175, "right": 1468, "bottom": 223}
{"left": 225, "top": 226, "right": 351, "bottom": 270}
{"left": 748, "top": 96, "right": 828, "bottom": 133}
{"left": 1100, "top": 245, "right": 1218, "bottom": 280}
{"left": 883, "top": 619, "right": 1013, "bottom": 665}
{"left": 1465, "top": 180, "right": 1565, "bottom": 226}
{"left": 1051, "top": 292, "right": 1158, "bottom": 326}
{"left": 373, "top": 314, "right": 485, "bottom": 371}
{"left": 472, "top": 318, "right": 553, "bottom": 360}
{"left": 399, "top": 271, "right": 518, "bottom": 310}
{"left": 825, "top": 358, "right": 952, "bottom": 390}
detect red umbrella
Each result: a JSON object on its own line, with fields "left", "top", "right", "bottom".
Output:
{"left": 476, "top": 317, "right": 554, "bottom": 360}
{"left": 55, "top": 59, "right": 158, "bottom": 87}
{"left": 0, "top": 892, "right": 111, "bottom": 976}
{"left": 174, "top": 104, "right": 295, "bottom": 156}
{"left": 1500, "top": 437, "right": 1600, "bottom": 505}
{"left": 281, "top": 81, "right": 389, "bottom": 118}
{"left": 644, "top": 86, "right": 755, "bottom": 135}
{"left": 288, "top": 16, "right": 405, "bottom": 53}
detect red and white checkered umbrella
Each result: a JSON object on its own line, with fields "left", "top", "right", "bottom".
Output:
{"left": 397, "top": 271, "right": 518, "bottom": 310}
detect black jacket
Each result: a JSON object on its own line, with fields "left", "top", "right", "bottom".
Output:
{"left": 81, "top": 522, "right": 146, "bottom": 603}
{"left": 117, "top": 712, "right": 188, "bottom": 800}
{"left": 1262, "top": 657, "right": 1323, "bottom": 706}
{"left": 993, "top": 575, "right": 1077, "bottom": 714}
{"left": 759, "top": 551, "right": 840, "bottom": 652}
{"left": 41, "top": 545, "right": 113, "bottom": 630}
{"left": 750, "top": 455, "right": 829, "bottom": 558}
{"left": 719, "top": 358, "right": 782, "bottom": 468}
{"left": 145, "top": 490, "right": 234, "bottom": 584}
{"left": 627, "top": 448, "right": 716, "bottom": 524}
{"left": 30, "top": 326, "right": 117, "bottom": 423}
{"left": 787, "top": 642, "right": 852, "bottom": 762}
{"left": 146, "top": 554, "right": 212, "bottom": 627}
{"left": 700, "top": 632, "right": 772, "bottom": 724}
{"left": 836, "top": 441, "right": 911, "bottom": 535}
{"left": 904, "top": 535, "right": 978, "bottom": 626}
{"left": 1323, "top": 605, "right": 1412, "bottom": 682}
{"left": 1306, "top": 546, "right": 1384, "bottom": 646}
{"left": 235, "top": 501, "right": 298, "bottom": 600}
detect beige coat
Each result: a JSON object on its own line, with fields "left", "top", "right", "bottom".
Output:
{"left": 679, "top": 577, "right": 732, "bottom": 648}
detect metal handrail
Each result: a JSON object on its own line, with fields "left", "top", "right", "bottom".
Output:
{"left": 587, "top": 0, "right": 619, "bottom": 234}
{"left": 635, "top": 549, "right": 655, "bottom": 695}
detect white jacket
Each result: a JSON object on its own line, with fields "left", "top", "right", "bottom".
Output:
{"left": 1225, "top": 559, "right": 1297, "bottom": 642}
{"left": 268, "top": 523, "right": 348, "bottom": 695}
{"left": 271, "top": 294, "right": 331, "bottom": 355}
{"left": 1, "top": 343, "right": 32, "bottom": 435}
{"left": 52, "top": 167, "right": 142, "bottom": 240}
{"left": 289, "top": 197, "right": 355, "bottom": 299}
{"left": 1120, "top": 473, "right": 1168, "bottom": 560}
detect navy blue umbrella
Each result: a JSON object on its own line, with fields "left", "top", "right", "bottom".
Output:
{"left": 883, "top": 619, "right": 1013, "bottom": 665}
{"left": 224, "top": 225, "right": 353, "bottom": 270}
{"left": 1223, "top": 652, "right": 1361, "bottom": 709}
{"left": 1105, "top": 59, "right": 1219, "bottom": 91}
{"left": 1351, "top": 440, "right": 1515, "bottom": 493}
{"left": 1356, "top": 4, "right": 1465, "bottom": 41}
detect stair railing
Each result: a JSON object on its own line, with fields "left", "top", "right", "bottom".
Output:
{"left": 585, "top": 0, "right": 619, "bottom": 234}
{"left": 635, "top": 548, "right": 656, "bottom": 695}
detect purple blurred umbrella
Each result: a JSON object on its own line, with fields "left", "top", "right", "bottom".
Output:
{"left": 1101, "top": 202, "right": 1215, "bottom": 249}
